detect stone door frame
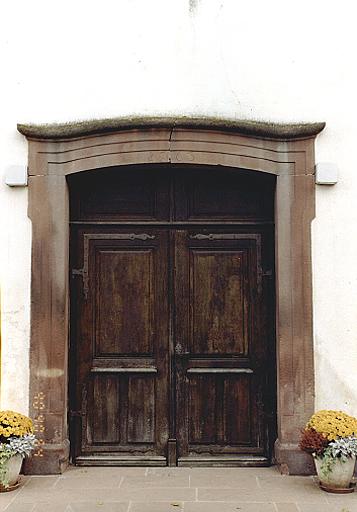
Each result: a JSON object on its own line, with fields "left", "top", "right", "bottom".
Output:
{"left": 20, "top": 121, "right": 323, "bottom": 474}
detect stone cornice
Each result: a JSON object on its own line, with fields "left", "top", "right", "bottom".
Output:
{"left": 17, "top": 115, "right": 325, "bottom": 141}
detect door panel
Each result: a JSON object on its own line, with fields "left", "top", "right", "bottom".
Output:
{"left": 187, "top": 373, "right": 252, "bottom": 446}
{"left": 174, "top": 167, "right": 275, "bottom": 222}
{"left": 188, "top": 374, "right": 217, "bottom": 444}
{"left": 91, "top": 374, "right": 121, "bottom": 444}
{"left": 69, "top": 166, "right": 170, "bottom": 222}
{"left": 174, "top": 230, "right": 270, "bottom": 465}
{"left": 95, "top": 249, "right": 154, "bottom": 355}
{"left": 127, "top": 376, "right": 156, "bottom": 443}
{"left": 190, "top": 249, "right": 249, "bottom": 355}
{"left": 71, "top": 228, "right": 169, "bottom": 464}
{"left": 223, "top": 375, "right": 251, "bottom": 445}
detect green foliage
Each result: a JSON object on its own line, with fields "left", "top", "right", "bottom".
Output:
{"left": 314, "top": 438, "right": 357, "bottom": 478}
{"left": 8, "top": 434, "right": 36, "bottom": 457}
{"left": 0, "top": 434, "right": 36, "bottom": 488}
{"left": 328, "top": 437, "right": 357, "bottom": 458}
{"left": 0, "top": 445, "right": 15, "bottom": 488}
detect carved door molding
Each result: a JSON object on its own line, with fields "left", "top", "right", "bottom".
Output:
{"left": 23, "top": 122, "right": 321, "bottom": 475}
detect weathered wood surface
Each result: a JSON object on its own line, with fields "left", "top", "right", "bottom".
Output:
{"left": 70, "top": 166, "right": 276, "bottom": 465}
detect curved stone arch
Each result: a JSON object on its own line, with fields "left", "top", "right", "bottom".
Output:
{"left": 28, "top": 128, "right": 307, "bottom": 176}
{"left": 22, "top": 121, "right": 322, "bottom": 475}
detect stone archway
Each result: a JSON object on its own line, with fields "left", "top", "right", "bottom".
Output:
{"left": 18, "top": 116, "right": 325, "bottom": 474}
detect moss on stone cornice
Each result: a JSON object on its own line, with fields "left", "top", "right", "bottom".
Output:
{"left": 17, "top": 115, "right": 325, "bottom": 140}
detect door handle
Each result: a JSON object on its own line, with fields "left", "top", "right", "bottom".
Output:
{"left": 174, "top": 343, "right": 189, "bottom": 357}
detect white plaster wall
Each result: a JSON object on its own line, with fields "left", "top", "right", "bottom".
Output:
{"left": 1, "top": 0, "right": 356, "bottom": 416}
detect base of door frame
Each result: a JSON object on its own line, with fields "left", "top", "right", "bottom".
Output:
{"left": 21, "top": 440, "right": 318, "bottom": 475}
{"left": 274, "top": 440, "right": 316, "bottom": 475}
{"left": 23, "top": 440, "right": 70, "bottom": 475}
{"left": 178, "top": 456, "right": 270, "bottom": 467}
{"left": 75, "top": 455, "right": 167, "bottom": 467}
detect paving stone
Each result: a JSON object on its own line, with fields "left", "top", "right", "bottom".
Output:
{"left": 1, "top": 504, "right": 36, "bottom": 512}
{"left": 189, "top": 467, "right": 281, "bottom": 477}
{"left": 33, "top": 504, "right": 72, "bottom": 512}
{"left": 118, "top": 487, "right": 195, "bottom": 502}
{"left": 129, "top": 503, "right": 184, "bottom": 512}
{"left": 11, "top": 488, "right": 122, "bottom": 503}
{"left": 263, "top": 477, "right": 328, "bottom": 503}
{"left": 120, "top": 474, "right": 189, "bottom": 488}
{"left": 184, "top": 502, "right": 276, "bottom": 511}
{"left": 21, "top": 476, "right": 59, "bottom": 490}
{"left": 69, "top": 503, "right": 129, "bottom": 512}
{"left": 197, "top": 488, "right": 270, "bottom": 502}
{"left": 275, "top": 504, "right": 299, "bottom": 512}
{"left": 13, "top": 487, "right": 195, "bottom": 503}
{"left": 297, "top": 503, "right": 357, "bottom": 512}
{"left": 146, "top": 468, "right": 192, "bottom": 477}
{"left": 325, "top": 492, "right": 357, "bottom": 503}
{"left": 0, "top": 493, "right": 20, "bottom": 511}
{"left": 258, "top": 476, "right": 317, "bottom": 491}
{"left": 2, "top": 467, "right": 341, "bottom": 510}
{"left": 271, "top": 493, "right": 327, "bottom": 504}
{"left": 190, "top": 472, "right": 260, "bottom": 489}
{"left": 55, "top": 476, "right": 123, "bottom": 490}
{"left": 62, "top": 467, "right": 145, "bottom": 478}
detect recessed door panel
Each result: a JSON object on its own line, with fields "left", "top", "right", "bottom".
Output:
{"left": 187, "top": 373, "right": 253, "bottom": 447}
{"left": 95, "top": 249, "right": 154, "bottom": 355}
{"left": 188, "top": 374, "right": 217, "bottom": 444}
{"left": 223, "top": 375, "right": 252, "bottom": 445}
{"left": 174, "top": 167, "right": 275, "bottom": 222}
{"left": 69, "top": 166, "right": 170, "bottom": 222}
{"left": 127, "top": 376, "right": 156, "bottom": 444}
{"left": 90, "top": 375, "right": 121, "bottom": 445}
{"left": 190, "top": 250, "right": 249, "bottom": 355}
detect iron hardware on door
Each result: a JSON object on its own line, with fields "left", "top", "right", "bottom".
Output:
{"left": 71, "top": 233, "right": 156, "bottom": 299}
{"left": 189, "top": 232, "right": 264, "bottom": 292}
{"left": 71, "top": 268, "right": 89, "bottom": 299}
{"left": 69, "top": 410, "right": 83, "bottom": 417}
{"left": 174, "top": 343, "right": 189, "bottom": 357}
{"left": 190, "top": 233, "right": 260, "bottom": 241}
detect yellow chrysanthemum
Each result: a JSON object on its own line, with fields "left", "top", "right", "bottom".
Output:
{"left": 307, "top": 410, "right": 357, "bottom": 441}
{"left": 0, "top": 410, "right": 34, "bottom": 438}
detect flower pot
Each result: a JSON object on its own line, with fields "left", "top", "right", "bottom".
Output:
{"left": 0, "top": 454, "right": 23, "bottom": 492}
{"left": 314, "top": 453, "right": 356, "bottom": 492}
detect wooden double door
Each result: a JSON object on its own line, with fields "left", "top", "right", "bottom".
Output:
{"left": 69, "top": 166, "right": 276, "bottom": 466}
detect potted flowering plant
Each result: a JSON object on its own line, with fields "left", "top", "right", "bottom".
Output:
{"left": 300, "top": 410, "right": 357, "bottom": 493}
{"left": 0, "top": 410, "right": 36, "bottom": 491}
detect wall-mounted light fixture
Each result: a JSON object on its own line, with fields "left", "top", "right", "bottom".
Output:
{"left": 5, "top": 165, "right": 28, "bottom": 187}
{"left": 315, "top": 162, "right": 339, "bottom": 185}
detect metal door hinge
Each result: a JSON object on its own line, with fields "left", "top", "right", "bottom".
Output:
{"left": 72, "top": 269, "right": 85, "bottom": 277}
{"left": 68, "top": 410, "right": 82, "bottom": 418}
{"left": 71, "top": 268, "right": 89, "bottom": 300}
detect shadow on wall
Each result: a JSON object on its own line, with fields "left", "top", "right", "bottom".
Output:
{"left": 315, "top": 339, "right": 357, "bottom": 416}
